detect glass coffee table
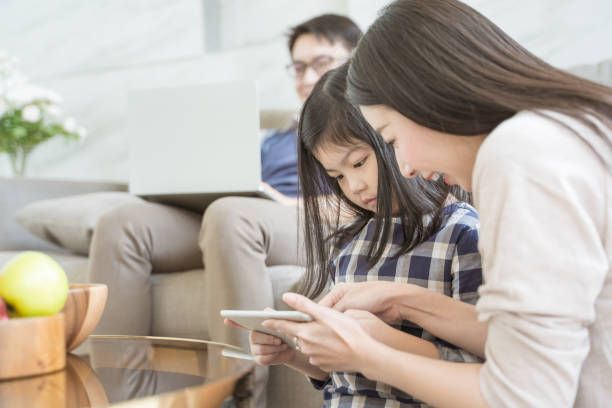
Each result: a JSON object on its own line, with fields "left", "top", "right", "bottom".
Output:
{"left": 0, "top": 335, "right": 254, "bottom": 407}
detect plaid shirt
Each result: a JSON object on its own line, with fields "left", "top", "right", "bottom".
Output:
{"left": 311, "top": 202, "right": 483, "bottom": 408}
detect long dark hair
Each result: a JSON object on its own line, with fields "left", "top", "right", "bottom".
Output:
{"left": 347, "top": 0, "right": 612, "bottom": 145}
{"left": 297, "top": 63, "right": 469, "bottom": 299}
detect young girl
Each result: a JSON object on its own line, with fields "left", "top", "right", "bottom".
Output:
{"left": 234, "top": 63, "right": 483, "bottom": 407}
{"left": 267, "top": 1, "right": 612, "bottom": 407}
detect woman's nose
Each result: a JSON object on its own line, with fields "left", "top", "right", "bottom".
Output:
{"left": 396, "top": 150, "right": 417, "bottom": 178}
{"left": 400, "top": 163, "right": 418, "bottom": 178}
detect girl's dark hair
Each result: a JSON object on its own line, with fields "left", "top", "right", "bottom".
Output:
{"left": 297, "top": 63, "right": 469, "bottom": 299}
{"left": 347, "top": 0, "right": 612, "bottom": 145}
{"left": 287, "top": 14, "right": 362, "bottom": 53}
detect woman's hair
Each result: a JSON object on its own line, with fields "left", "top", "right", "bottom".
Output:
{"left": 347, "top": 0, "right": 612, "bottom": 143}
{"left": 297, "top": 63, "right": 469, "bottom": 299}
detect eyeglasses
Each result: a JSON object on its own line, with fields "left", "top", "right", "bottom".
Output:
{"left": 285, "top": 55, "right": 339, "bottom": 79}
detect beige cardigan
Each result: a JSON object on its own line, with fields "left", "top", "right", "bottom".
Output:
{"left": 473, "top": 111, "right": 611, "bottom": 407}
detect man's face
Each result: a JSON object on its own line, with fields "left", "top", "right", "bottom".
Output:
{"left": 290, "top": 33, "right": 352, "bottom": 103}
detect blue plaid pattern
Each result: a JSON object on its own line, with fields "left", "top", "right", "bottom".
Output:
{"left": 312, "top": 202, "right": 483, "bottom": 407}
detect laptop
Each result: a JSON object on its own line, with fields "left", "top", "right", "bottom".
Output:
{"left": 128, "top": 80, "right": 274, "bottom": 212}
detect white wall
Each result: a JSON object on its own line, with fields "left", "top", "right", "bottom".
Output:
{"left": 1, "top": 0, "right": 610, "bottom": 181}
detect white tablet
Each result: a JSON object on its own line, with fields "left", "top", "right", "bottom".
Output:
{"left": 220, "top": 310, "right": 312, "bottom": 348}
{"left": 221, "top": 347, "right": 255, "bottom": 361}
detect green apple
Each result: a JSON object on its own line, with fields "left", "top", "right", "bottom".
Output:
{"left": 0, "top": 251, "right": 69, "bottom": 317}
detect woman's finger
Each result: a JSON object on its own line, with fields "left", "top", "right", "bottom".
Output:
{"left": 283, "top": 292, "right": 347, "bottom": 329}
{"left": 318, "top": 283, "right": 347, "bottom": 308}
{"left": 289, "top": 293, "right": 372, "bottom": 346}
{"left": 261, "top": 318, "right": 303, "bottom": 337}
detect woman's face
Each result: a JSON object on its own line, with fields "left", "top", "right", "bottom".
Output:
{"left": 314, "top": 141, "right": 385, "bottom": 213}
{"left": 359, "top": 105, "right": 482, "bottom": 191}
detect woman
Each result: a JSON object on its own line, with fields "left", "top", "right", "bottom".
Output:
{"left": 264, "top": 1, "right": 612, "bottom": 407}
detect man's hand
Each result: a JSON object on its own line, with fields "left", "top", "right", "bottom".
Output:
{"left": 259, "top": 182, "right": 300, "bottom": 206}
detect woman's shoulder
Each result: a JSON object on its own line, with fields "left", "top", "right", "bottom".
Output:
{"left": 479, "top": 110, "right": 610, "bottom": 165}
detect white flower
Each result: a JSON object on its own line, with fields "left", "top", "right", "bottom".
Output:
{"left": 5, "top": 84, "right": 61, "bottom": 107}
{"left": 77, "top": 127, "right": 88, "bottom": 139}
{"left": 6, "top": 85, "right": 37, "bottom": 106}
{"left": 22, "top": 105, "right": 41, "bottom": 122}
{"left": 46, "top": 104, "right": 61, "bottom": 117}
{"left": 63, "top": 117, "right": 77, "bottom": 132}
{"left": 40, "top": 88, "right": 62, "bottom": 104}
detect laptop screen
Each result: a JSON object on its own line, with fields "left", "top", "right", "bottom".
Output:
{"left": 128, "top": 81, "right": 261, "bottom": 198}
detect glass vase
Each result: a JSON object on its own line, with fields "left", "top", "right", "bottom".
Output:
{"left": 8, "top": 146, "right": 32, "bottom": 178}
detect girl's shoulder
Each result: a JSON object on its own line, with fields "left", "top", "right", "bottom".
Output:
{"left": 436, "top": 201, "right": 480, "bottom": 236}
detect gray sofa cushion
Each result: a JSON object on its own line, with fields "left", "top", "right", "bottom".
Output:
{"left": 0, "top": 178, "right": 127, "bottom": 253}
{"left": 16, "top": 192, "right": 143, "bottom": 256}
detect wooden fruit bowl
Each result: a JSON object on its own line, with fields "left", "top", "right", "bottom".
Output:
{"left": 0, "top": 313, "right": 66, "bottom": 380}
{"left": 62, "top": 283, "right": 108, "bottom": 352}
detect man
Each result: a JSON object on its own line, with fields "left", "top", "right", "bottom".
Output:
{"left": 88, "top": 13, "right": 361, "bottom": 406}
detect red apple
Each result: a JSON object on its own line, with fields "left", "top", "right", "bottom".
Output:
{"left": 0, "top": 297, "right": 8, "bottom": 321}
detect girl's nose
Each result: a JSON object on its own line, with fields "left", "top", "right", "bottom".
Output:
{"left": 348, "top": 177, "right": 367, "bottom": 193}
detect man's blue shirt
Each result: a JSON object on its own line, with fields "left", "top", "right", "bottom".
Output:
{"left": 260, "top": 127, "right": 299, "bottom": 198}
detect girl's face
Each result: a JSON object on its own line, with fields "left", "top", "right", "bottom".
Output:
{"left": 359, "top": 105, "right": 485, "bottom": 192}
{"left": 314, "top": 141, "right": 382, "bottom": 213}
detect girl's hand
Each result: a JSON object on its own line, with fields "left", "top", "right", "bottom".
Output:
{"left": 343, "top": 309, "right": 390, "bottom": 339}
{"left": 263, "top": 293, "right": 383, "bottom": 373}
{"left": 249, "top": 330, "right": 295, "bottom": 365}
{"left": 224, "top": 317, "right": 294, "bottom": 366}
{"left": 319, "top": 281, "right": 413, "bottom": 323}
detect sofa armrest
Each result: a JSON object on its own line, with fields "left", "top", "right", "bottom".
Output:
{"left": 0, "top": 178, "right": 128, "bottom": 252}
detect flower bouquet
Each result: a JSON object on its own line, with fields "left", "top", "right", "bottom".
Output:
{"left": 0, "top": 50, "right": 85, "bottom": 177}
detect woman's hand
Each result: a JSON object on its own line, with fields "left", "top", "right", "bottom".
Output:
{"left": 263, "top": 293, "right": 383, "bottom": 373}
{"left": 319, "top": 281, "right": 417, "bottom": 323}
{"left": 343, "top": 309, "right": 389, "bottom": 338}
{"left": 224, "top": 317, "right": 294, "bottom": 366}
